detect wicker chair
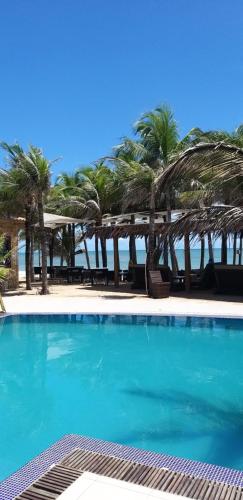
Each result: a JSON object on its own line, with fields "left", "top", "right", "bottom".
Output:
{"left": 149, "top": 271, "right": 170, "bottom": 299}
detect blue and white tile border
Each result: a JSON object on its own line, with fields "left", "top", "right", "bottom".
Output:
{"left": 1, "top": 434, "right": 243, "bottom": 500}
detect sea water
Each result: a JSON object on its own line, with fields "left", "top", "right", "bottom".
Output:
{"left": 18, "top": 248, "right": 237, "bottom": 271}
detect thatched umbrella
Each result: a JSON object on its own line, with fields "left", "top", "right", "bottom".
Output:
{"left": 164, "top": 205, "right": 243, "bottom": 291}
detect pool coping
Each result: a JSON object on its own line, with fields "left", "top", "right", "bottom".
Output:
{"left": 2, "top": 310, "right": 243, "bottom": 320}
{"left": 1, "top": 434, "right": 243, "bottom": 500}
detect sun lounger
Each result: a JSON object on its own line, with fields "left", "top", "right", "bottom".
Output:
{"left": 149, "top": 270, "right": 170, "bottom": 298}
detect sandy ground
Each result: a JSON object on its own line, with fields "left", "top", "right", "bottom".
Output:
{"left": 3, "top": 281, "right": 243, "bottom": 318}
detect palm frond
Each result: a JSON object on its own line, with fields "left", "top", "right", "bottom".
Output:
{"left": 156, "top": 142, "right": 243, "bottom": 197}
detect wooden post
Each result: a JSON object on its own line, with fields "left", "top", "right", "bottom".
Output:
{"left": 233, "top": 233, "right": 237, "bottom": 265}
{"left": 200, "top": 235, "right": 205, "bottom": 272}
{"left": 184, "top": 233, "right": 191, "bottom": 293}
{"left": 129, "top": 214, "right": 137, "bottom": 264}
{"left": 113, "top": 236, "right": 119, "bottom": 287}
{"left": 83, "top": 238, "right": 91, "bottom": 269}
{"left": 239, "top": 233, "right": 243, "bottom": 265}
{"left": 207, "top": 232, "right": 214, "bottom": 263}
{"left": 71, "top": 224, "right": 75, "bottom": 267}
{"left": 221, "top": 232, "right": 227, "bottom": 264}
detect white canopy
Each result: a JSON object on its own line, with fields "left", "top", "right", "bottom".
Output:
{"left": 43, "top": 213, "right": 82, "bottom": 229}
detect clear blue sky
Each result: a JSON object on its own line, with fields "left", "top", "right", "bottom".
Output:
{"left": 1, "top": 0, "right": 243, "bottom": 181}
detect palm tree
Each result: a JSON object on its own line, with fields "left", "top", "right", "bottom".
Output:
{"left": 134, "top": 105, "right": 184, "bottom": 273}
{"left": 110, "top": 106, "right": 187, "bottom": 272}
{"left": 183, "top": 126, "right": 243, "bottom": 263}
{"left": 0, "top": 234, "right": 14, "bottom": 312}
{"left": 50, "top": 163, "right": 116, "bottom": 268}
{"left": 110, "top": 155, "right": 157, "bottom": 270}
{"left": 185, "top": 125, "right": 243, "bottom": 148}
{"left": 0, "top": 145, "right": 53, "bottom": 294}
{"left": 0, "top": 142, "right": 34, "bottom": 290}
{"left": 76, "top": 164, "right": 117, "bottom": 267}
{"left": 24, "top": 146, "right": 53, "bottom": 294}
{"left": 156, "top": 141, "right": 243, "bottom": 269}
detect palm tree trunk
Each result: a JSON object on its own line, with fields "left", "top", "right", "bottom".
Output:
{"left": 96, "top": 215, "right": 107, "bottom": 268}
{"left": 233, "top": 233, "right": 237, "bottom": 265}
{"left": 68, "top": 224, "right": 72, "bottom": 266}
{"left": 239, "top": 233, "right": 243, "bottom": 265}
{"left": 84, "top": 239, "right": 91, "bottom": 269}
{"left": 200, "top": 235, "right": 205, "bottom": 272}
{"left": 144, "top": 235, "right": 148, "bottom": 253}
{"left": 100, "top": 237, "right": 107, "bottom": 267}
{"left": 148, "top": 184, "right": 156, "bottom": 271}
{"left": 38, "top": 195, "right": 48, "bottom": 294}
{"left": 221, "top": 232, "right": 227, "bottom": 264}
{"left": 95, "top": 220, "right": 100, "bottom": 267}
{"left": 60, "top": 228, "right": 64, "bottom": 266}
{"left": 49, "top": 230, "right": 54, "bottom": 267}
{"left": 129, "top": 215, "right": 137, "bottom": 264}
{"left": 30, "top": 229, "right": 35, "bottom": 282}
{"left": 38, "top": 242, "right": 41, "bottom": 266}
{"left": 163, "top": 237, "right": 169, "bottom": 266}
{"left": 207, "top": 232, "right": 214, "bottom": 262}
{"left": 184, "top": 233, "right": 191, "bottom": 292}
{"left": 169, "top": 237, "right": 179, "bottom": 274}
{"left": 166, "top": 191, "right": 178, "bottom": 275}
{"left": 81, "top": 224, "right": 91, "bottom": 269}
{"left": 71, "top": 224, "right": 75, "bottom": 266}
{"left": 25, "top": 204, "right": 32, "bottom": 290}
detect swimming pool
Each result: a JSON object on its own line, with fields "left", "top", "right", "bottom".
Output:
{"left": 1, "top": 313, "right": 243, "bottom": 480}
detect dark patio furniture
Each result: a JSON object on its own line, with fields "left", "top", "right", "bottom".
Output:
{"left": 34, "top": 266, "right": 42, "bottom": 279}
{"left": 149, "top": 270, "right": 170, "bottom": 298}
{"left": 130, "top": 264, "right": 146, "bottom": 289}
{"left": 191, "top": 263, "right": 216, "bottom": 289}
{"left": 159, "top": 265, "right": 172, "bottom": 283}
{"left": 130, "top": 264, "right": 172, "bottom": 290}
{"left": 172, "top": 263, "right": 216, "bottom": 290}
{"left": 214, "top": 264, "right": 243, "bottom": 294}
{"left": 49, "top": 266, "right": 68, "bottom": 280}
{"left": 82, "top": 268, "right": 109, "bottom": 285}
{"left": 92, "top": 268, "right": 109, "bottom": 285}
{"left": 66, "top": 266, "right": 84, "bottom": 283}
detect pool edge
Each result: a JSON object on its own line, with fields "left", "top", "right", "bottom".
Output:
{"left": 1, "top": 434, "right": 243, "bottom": 500}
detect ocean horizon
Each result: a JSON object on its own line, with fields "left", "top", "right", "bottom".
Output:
{"left": 18, "top": 247, "right": 237, "bottom": 271}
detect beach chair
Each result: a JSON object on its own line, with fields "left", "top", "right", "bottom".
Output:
{"left": 149, "top": 270, "right": 170, "bottom": 298}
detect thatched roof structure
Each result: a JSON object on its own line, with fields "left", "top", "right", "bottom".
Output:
{"left": 85, "top": 205, "right": 243, "bottom": 242}
{"left": 85, "top": 222, "right": 169, "bottom": 239}
{"left": 167, "top": 206, "right": 243, "bottom": 241}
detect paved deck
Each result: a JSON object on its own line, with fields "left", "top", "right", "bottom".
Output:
{"left": 16, "top": 448, "right": 243, "bottom": 500}
{"left": 3, "top": 283, "right": 243, "bottom": 318}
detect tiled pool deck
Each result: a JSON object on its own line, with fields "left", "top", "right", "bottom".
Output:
{"left": 2, "top": 434, "right": 243, "bottom": 500}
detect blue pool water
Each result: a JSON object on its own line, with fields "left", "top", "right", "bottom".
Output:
{"left": 1, "top": 314, "right": 243, "bottom": 479}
